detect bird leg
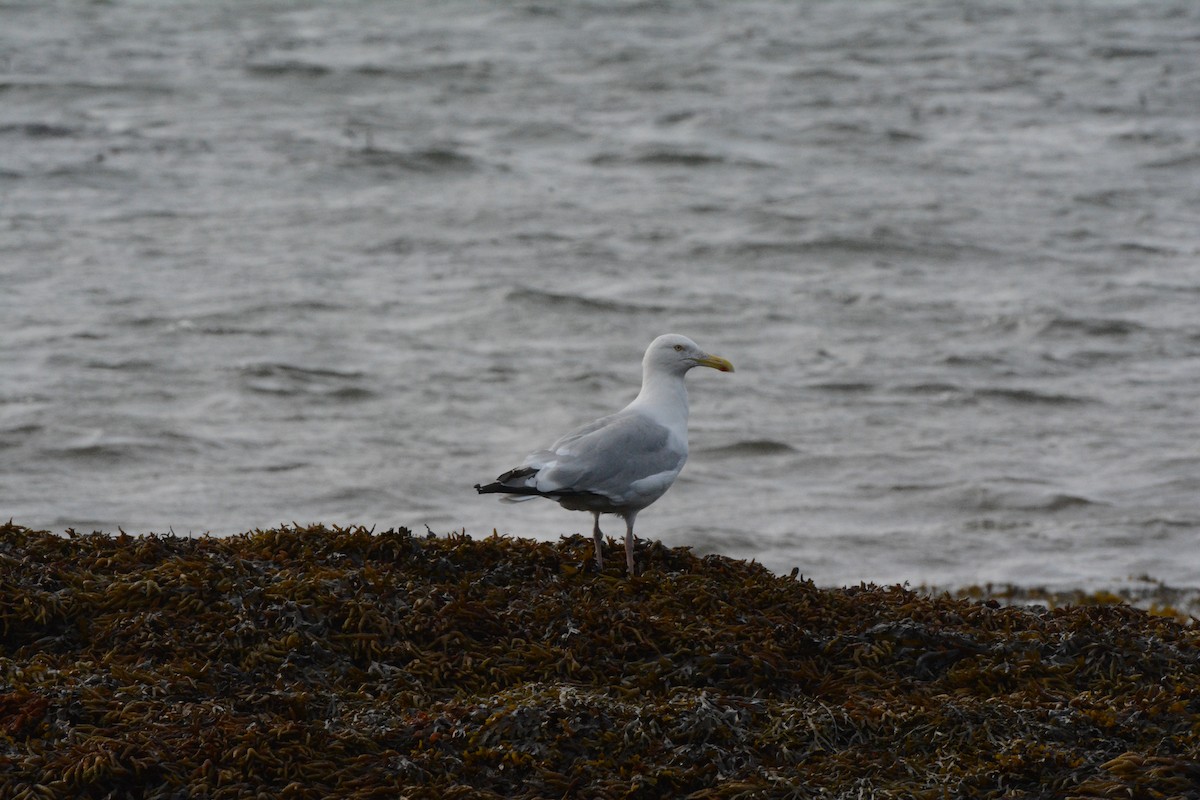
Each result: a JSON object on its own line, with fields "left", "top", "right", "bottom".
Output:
{"left": 591, "top": 512, "right": 604, "bottom": 570}
{"left": 623, "top": 513, "right": 638, "bottom": 576}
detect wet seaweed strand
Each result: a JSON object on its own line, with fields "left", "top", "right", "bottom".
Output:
{"left": 1, "top": 522, "right": 1198, "bottom": 799}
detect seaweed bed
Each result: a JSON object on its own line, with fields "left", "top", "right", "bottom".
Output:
{"left": 2, "top": 522, "right": 1198, "bottom": 799}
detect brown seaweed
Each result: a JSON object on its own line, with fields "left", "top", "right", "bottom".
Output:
{"left": 1, "top": 522, "right": 1198, "bottom": 798}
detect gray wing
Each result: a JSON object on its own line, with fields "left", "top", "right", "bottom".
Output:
{"left": 526, "top": 411, "right": 687, "bottom": 507}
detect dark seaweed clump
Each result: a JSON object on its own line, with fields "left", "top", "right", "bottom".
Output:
{"left": 1, "top": 522, "right": 1198, "bottom": 799}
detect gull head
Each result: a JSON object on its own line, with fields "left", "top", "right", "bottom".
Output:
{"left": 644, "top": 334, "right": 735, "bottom": 377}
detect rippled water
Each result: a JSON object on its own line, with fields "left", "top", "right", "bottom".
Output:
{"left": 3, "top": 0, "right": 1199, "bottom": 588}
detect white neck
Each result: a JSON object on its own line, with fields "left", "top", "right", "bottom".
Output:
{"left": 627, "top": 365, "right": 690, "bottom": 430}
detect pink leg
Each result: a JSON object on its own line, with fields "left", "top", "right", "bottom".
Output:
{"left": 623, "top": 513, "right": 638, "bottom": 575}
{"left": 592, "top": 512, "right": 604, "bottom": 570}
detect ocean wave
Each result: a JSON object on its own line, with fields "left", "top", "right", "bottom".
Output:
{"left": 795, "top": 121, "right": 924, "bottom": 146}
{"left": 0, "top": 423, "right": 42, "bottom": 436}
{"left": 940, "top": 354, "right": 1008, "bottom": 367}
{"left": 1072, "top": 189, "right": 1142, "bottom": 208}
{"left": 1136, "top": 515, "right": 1200, "bottom": 530}
{"left": 84, "top": 358, "right": 158, "bottom": 372}
{"left": 884, "top": 482, "right": 949, "bottom": 493}
{"left": 1036, "top": 316, "right": 1147, "bottom": 338}
{"left": 0, "top": 122, "right": 79, "bottom": 138}
{"left": 1117, "top": 241, "right": 1177, "bottom": 256}
{"left": 786, "top": 67, "right": 861, "bottom": 83}
{"left": 239, "top": 461, "right": 310, "bottom": 474}
{"left": 946, "top": 484, "right": 1105, "bottom": 514}
{"left": 45, "top": 431, "right": 215, "bottom": 465}
{"left": 700, "top": 439, "right": 797, "bottom": 458}
{"left": 706, "top": 231, "right": 985, "bottom": 262}
{"left": 46, "top": 442, "right": 143, "bottom": 464}
{"left": 678, "top": 525, "right": 762, "bottom": 554}
{"left": 0, "top": 79, "right": 173, "bottom": 97}
{"left": 351, "top": 60, "right": 493, "bottom": 82}
{"left": 973, "top": 388, "right": 1093, "bottom": 406}
{"left": 118, "top": 302, "right": 347, "bottom": 336}
{"left": 312, "top": 485, "right": 402, "bottom": 507}
{"left": 1142, "top": 153, "right": 1200, "bottom": 170}
{"left": 245, "top": 60, "right": 333, "bottom": 78}
{"left": 1089, "top": 46, "right": 1159, "bottom": 59}
{"left": 896, "top": 382, "right": 964, "bottom": 396}
{"left": 1117, "top": 280, "right": 1200, "bottom": 295}
{"left": 589, "top": 145, "right": 768, "bottom": 169}
{"left": 805, "top": 381, "right": 875, "bottom": 394}
{"left": 37, "top": 162, "right": 134, "bottom": 183}
{"left": 236, "top": 363, "right": 374, "bottom": 400}
{"left": 341, "top": 144, "right": 477, "bottom": 174}
{"left": 505, "top": 287, "right": 669, "bottom": 314}
{"left": 237, "top": 363, "right": 365, "bottom": 381}
{"left": 496, "top": 120, "right": 588, "bottom": 145}
{"left": 0, "top": 423, "right": 42, "bottom": 451}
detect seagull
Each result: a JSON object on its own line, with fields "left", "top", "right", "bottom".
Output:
{"left": 475, "top": 334, "right": 734, "bottom": 574}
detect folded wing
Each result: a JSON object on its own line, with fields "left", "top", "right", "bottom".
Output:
{"left": 476, "top": 411, "right": 687, "bottom": 511}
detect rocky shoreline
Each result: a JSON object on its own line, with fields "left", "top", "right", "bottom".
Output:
{"left": 1, "top": 522, "right": 1197, "bottom": 798}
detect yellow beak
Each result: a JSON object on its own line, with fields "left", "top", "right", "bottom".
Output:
{"left": 696, "top": 353, "right": 735, "bottom": 373}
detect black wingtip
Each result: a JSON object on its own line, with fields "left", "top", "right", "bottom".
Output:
{"left": 476, "top": 481, "right": 515, "bottom": 495}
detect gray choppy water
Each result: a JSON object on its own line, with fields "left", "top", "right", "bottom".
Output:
{"left": 3, "top": 0, "right": 1199, "bottom": 588}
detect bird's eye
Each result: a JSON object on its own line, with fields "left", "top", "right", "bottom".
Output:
{"left": 674, "top": 344, "right": 684, "bottom": 351}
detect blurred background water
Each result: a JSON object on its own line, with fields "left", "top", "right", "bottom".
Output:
{"left": 3, "top": 0, "right": 1199, "bottom": 589}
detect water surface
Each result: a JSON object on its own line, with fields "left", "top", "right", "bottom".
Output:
{"left": 3, "top": 0, "right": 1199, "bottom": 588}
